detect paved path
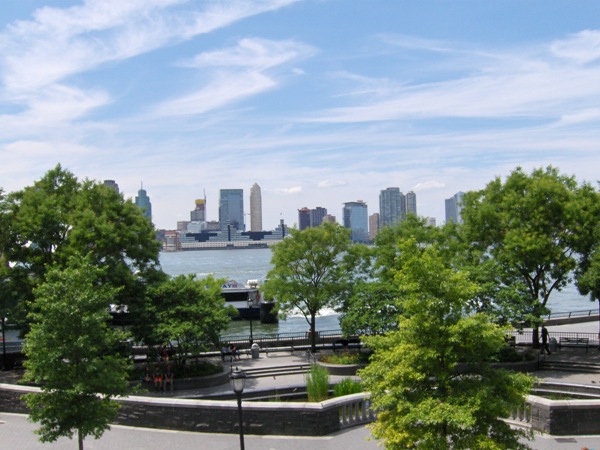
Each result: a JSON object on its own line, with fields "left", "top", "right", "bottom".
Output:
{"left": 3, "top": 320, "right": 600, "bottom": 449}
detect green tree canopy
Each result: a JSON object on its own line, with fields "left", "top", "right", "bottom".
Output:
{"left": 263, "top": 223, "right": 353, "bottom": 352}
{"left": 0, "top": 165, "right": 162, "bottom": 332}
{"left": 461, "top": 166, "right": 598, "bottom": 344}
{"left": 338, "top": 215, "right": 462, "bottom": 336}
{"left": 23, "top": 255, "right": 131, "bottom": 450}
{"left": 142, "top": 274, "right": 234, "bottom": 365}
{"left": 360, "top": 239, "right": 533, "bottom": 449}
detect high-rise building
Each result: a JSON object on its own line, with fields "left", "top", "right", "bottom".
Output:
{"left": 135, "top": 183, "right": 152, "bottom": 222}
{"left": 298, "top": 207, "right": 311, "bottom": 230}
{"left": 310, "top": 207, "right": 327, "bottom": 228}
{"left": 405, "top": 191, "right": 417, "bottom": 217}
{"left": 322, "top": 214, "right": 337, "bottom": 224}
{"left": 219, "top": 189, "right": 244, "bottom": 230}
{"left": 190, "top": 199, "right": 206, "bottom": 222}
{"left": 369, "top": 213, "right": 380, "bottom": 241}
{"left": 103, "top": 180, "right": 119, "bottom": 193}
{"left": 250, "top": 183, "right": 262, "bottom": 231}
{"left": 343, "top": 200, "right": 369, "bottom": 242}
{"left": 379, "top": 187, "right": 403, "bottom": 228}
{"left": 445, "top": 191, "right": 465, "bottom": 224}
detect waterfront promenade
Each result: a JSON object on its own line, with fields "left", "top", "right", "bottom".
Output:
{"left": 2, "top": 321, "right": 600, "bottom": 449}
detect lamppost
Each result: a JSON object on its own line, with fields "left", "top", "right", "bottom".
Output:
{"left": 230, "top": 367, "right": 246, "bottom": 450}
{"left": 247, "top": 297, "right": 254, "bottom": 345}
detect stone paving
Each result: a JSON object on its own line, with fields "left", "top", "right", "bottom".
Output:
{"left": 3, "top": 320, "right": 600, "bottom": 448}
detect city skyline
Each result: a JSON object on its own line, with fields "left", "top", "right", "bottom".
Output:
{"left": 1, "top": 1, "right": 599, "bottom": 229}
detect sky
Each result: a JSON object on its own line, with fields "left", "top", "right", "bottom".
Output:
{"left": 1, "top": 0, "right": 600, "bottom": 231}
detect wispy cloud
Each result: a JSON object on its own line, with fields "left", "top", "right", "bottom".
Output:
{"left": 152, "top": 38, "right": 315, "bottom": 117}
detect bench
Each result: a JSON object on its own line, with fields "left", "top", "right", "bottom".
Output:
{"left": 559, "top": 337, "right": 590, "bottom": 352}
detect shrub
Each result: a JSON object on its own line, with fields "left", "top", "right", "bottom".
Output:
{"left": 305, "top": 363, "right": 330, "bottom": 402}
{"left": 333, "top": 378, "right": 363, "bottom": 397}
{"left": 320, "top": 351, "right": 370, "bottom": 365}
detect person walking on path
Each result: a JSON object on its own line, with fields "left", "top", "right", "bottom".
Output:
{"left": 541, "top": 326, "right": 551, "bottom": 355}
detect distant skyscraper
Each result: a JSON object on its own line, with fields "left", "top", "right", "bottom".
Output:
{"left": 405, "top": 191, "right": 417, "bottom": 216}
{"left": 379, "top": 187, "right": 403, "bottom": 228}
{"left": 250, "top": 183, "right": 263, "bottom": 231}
{"left": 445, "top": 191, "right": 465, "bottom": 224}
{"left": 369, "top": 213, "right": 380, "bottom": 241}
{"left": 219, "top": 189, "right": 244, "bottom": 230}
{"left": 310, "top": 207, "right": 327, "bottom": 227}
{"left": 343, "top": 200, "right": 369, "bottom": 242}
{"left": 135, "top": 183, "right": 152, "bottom": 222}
{"left": 190, "top": 198, "right": 206, "bottom": 222}
{"left": 298, "top": 207, "right": 311, "bottom": 231}
{"left": 103, "top": 180, "right": 119, "bottom": 193}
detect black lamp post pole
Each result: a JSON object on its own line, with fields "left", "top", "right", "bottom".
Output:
{"left": 230, "top": 367, "right": 246, "bottom": 450}
{"left": 248, "top": 300, "right": 254, "bottom": 345}
{"left": 236, "top": 393, "right": 245, "bottom": 450}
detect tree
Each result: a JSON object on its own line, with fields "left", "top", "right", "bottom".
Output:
{"left": 23, "top": 255, "right": 131, "bottom": 450}
{"left": 461, "top": 166, "right": 597, "bottom": 345}
{"left": 263, "top": 223, "right": 353, "bottom": 352}
{"left": 360, "top": 239, "right": 534, "bottom": 449}
{"left": 338, "top": 215, "right": 461, "bottom": 336}
{"left": 0, "top": 165, "right": 162, "bottom": 334}
{"left": 143, "top": 274, "right": 234, "bottom": 365}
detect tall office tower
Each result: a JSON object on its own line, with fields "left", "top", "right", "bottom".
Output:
{"left": 369, "top": 213, "right": 380, "bottom": 241}
{"left": 250, "top": 183, "right": 263, "bottom": 231}
{"left": 135, "top": 183, "right": 152, "bottom": 222}
{"left": 190, "top": 199, "right": 206, "bottom": 222}
{"left": 310, "top": 207, "right": 327, "bottom": 227}
{"left": 343, "top": 200, "right": 369, "bottom": 243}
{"left": 298, "top": 207, "right": 311, "bottom": 230}
{"left": 103, "top": 180, "right": 119, "bottom": 193}
{"left": 445, "top": 191, "right": 465, "bottom": 224}
{"left": 405, "top": 191, "right": 417, "bottom": 217}
{"left": 219, "top": 189, "right": 244, "bottom": 230}
{"left": 379, "top": 187, "right": 403, "bottom": 228}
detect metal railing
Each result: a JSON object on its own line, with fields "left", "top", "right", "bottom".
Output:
{"left": 543, "top": 309, "right": 599, "bottom": 319}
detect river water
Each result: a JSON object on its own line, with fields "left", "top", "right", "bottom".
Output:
{"left": 159, "top": 248, "right": 596, "bottom": 338}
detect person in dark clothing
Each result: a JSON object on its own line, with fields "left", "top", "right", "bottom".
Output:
{"left": 541, "top": 326, "right": 551, "bottom": 355}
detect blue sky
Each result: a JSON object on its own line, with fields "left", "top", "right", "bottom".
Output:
{"left": 1, "top": 0, "right": 600, "bottom": 230}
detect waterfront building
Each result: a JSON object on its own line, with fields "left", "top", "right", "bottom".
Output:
{"left": 190, "top": 199, "right": 206, "bottom": 222}
{"left": 405, "top": 191, "right": 417, "bottom": 216}
{"left": 379, "top": 187, "right": 403, "bottom": 228}
{"left": 298, "top": 207, "right": 311, "bottom": 230}
{"left": 310, "top": 207, "right": 327, "bottom": 227}
{"left": 177, "top": 221, "right": 190, "bottom": 232}
{"left": 343, "top": 200, "right": 369, "bottom": 243}
{"left": 445, "top": 191, "right": 465, "bottom": 224}
{"left": 219, "top": 189, "right": 244, "bottom": 230}
{"left": 135, "top": 183, "right": 152, "bottom": 222}
{"left": 369, "top": 213, "right": 379, "bottom": 241}
{"left": 322, "top": 214, "right": 337, "bottom": 224}
{"left": 250, "top": 183, "right": 263, "bottom": 232}
{"left": 103, "top": 179, "right": 119, "bottom": 193}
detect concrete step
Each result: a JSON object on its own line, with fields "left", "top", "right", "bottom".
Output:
{"left": 243, "top": 364, "right": 312, "bottom": 379}
{"left": 541, "top": 360, "right": 600, "bottom": 374}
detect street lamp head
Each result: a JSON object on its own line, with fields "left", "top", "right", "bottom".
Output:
{"left": 230, "top": 366, "right": 246, "bottom": 395}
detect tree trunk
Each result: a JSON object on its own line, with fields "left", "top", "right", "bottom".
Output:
{"left": 78, "top": 428, "right": 84, "bottom": 450}
{"left": 310, "top": 312, "right": 317, "bottom": 353}
{"left": 532, "top": 326, "right": 540, "bottom": 349}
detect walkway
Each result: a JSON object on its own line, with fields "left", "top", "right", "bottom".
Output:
{"left": 3, "top": 320, "right": 600, "bottom": 449}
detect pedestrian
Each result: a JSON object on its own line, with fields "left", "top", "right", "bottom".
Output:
{"left": 541, "top": 326, "right": 551, "bottom": 355}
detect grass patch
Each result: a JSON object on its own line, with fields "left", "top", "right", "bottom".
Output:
{"left": 306, "top": 364, "right": 330, "bottom": 402}
{"left": 333, "top": 378, "right": 363, "bottom": 397}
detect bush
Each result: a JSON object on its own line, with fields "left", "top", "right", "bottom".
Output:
{"left": 305, "top": 363, "right": 330, "bottom": 402}
{"left": 333, "top": 378, "right": 363, "bottom": 397}
{"left": 320, "top": 351, "right": 370, "bottom": 365}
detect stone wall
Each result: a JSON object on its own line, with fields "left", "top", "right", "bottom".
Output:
{"left": 0, "top": 383, "right": 362, "bottom": 436}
